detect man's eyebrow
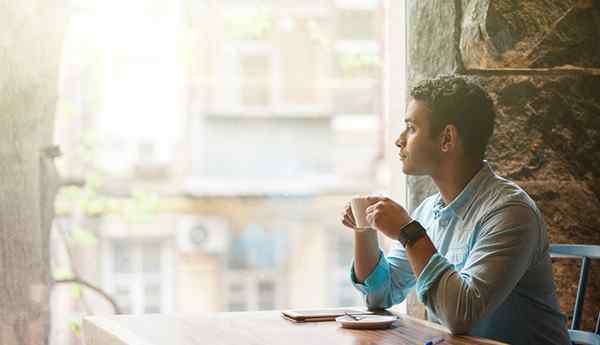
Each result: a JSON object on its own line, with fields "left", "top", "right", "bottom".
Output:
{"left": 404, "top": 118, "right": 414, "bottom": 124}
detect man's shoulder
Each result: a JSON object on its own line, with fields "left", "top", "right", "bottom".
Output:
{"left": 475, "top": 174, "right": 540, "bottom": 221}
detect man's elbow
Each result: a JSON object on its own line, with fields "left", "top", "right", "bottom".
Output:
{"left": 445, "top": 318, "right": 474, "bottom": 335}
{"left": 365, "top": 294, "right": 393, "bottom": 310}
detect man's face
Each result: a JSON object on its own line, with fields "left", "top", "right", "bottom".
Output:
{"left": 395, "top": 99, "right": 442, "bottom": 175}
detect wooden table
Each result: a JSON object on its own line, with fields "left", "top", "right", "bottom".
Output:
{"left": 83, "top": 310, "right": 507, "bottom": 345}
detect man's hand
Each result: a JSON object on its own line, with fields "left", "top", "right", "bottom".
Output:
{"left": 365, "top": 197, "right": 412, "bottom": 239}
{"left": 340, "top": 202, "right": 356, "bottom": 229}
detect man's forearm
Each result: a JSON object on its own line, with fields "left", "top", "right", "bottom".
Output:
{"left": 353, "top": 229, "right": 380, "bottom": 282}
{"left": 404, "top": 234, "right": 437, "bottom": 278}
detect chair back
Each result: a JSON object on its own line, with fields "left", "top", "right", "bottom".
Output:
{"left": 550, "top": 244, "right": 600, "bottom": 345}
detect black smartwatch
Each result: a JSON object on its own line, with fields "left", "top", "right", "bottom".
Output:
{"left": 397, "top": 220, "right": 426, "bottom": 247}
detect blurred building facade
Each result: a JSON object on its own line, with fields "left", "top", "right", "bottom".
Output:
{"left": 51, "top": 1, "right": 387, "bottom": 344}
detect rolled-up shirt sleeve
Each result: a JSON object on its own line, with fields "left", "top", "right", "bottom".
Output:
{"left": 416, "top": 253, "right": 454, "bottom": 302}
{"left": 350, "top": 245, "right": 417, "bottom": 309}
{"left": 419, "top": 205, "right": 539, "bottom": 334}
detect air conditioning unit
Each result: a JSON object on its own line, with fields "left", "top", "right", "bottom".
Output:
{"left": 176, "top": 216, "right": 229, "bottom": 254}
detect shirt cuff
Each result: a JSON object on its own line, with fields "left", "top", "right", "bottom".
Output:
{"left": 350, "top": 250, "right": 390, "bottom": 295}
{"left": 416, "top": 253, "right": 453, "bottom": 304}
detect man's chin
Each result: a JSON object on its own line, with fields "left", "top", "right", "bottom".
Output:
{"left": 401, "top": 164, "right": 414, "bottom": 175}
{"left": 401, "top": 163, "right": 425, "bottom": 176}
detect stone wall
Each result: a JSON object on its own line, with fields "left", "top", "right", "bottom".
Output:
{"left": 406, "top": 0, "right": 600, "bottom": 331}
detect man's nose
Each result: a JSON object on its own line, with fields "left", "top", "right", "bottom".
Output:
{"left": 395, "top": 131, "right": 406, "bottom": 148}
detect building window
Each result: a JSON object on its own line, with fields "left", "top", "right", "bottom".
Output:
{"left": 279, "top": 17, "right": 321, "bottom": 107}
{"left": 224, "top": 272, "right": 282, "bottom": 312}
{"left": 212, "top": 42, "right": 275, "bottom": 113}
{"left": 258, "top": 280, "right": 276, "bottom": 310}
{"left": 338, "top": 9, "right": 375, "bottom": 41}
{"left": 224, "top": 224, "right": 287, "bottom": 311}
{"left": 104, "top": 239, "right": 173, "bottom": 314}
{"left": 240, "top": 54, "right": 271, "bottom": 106}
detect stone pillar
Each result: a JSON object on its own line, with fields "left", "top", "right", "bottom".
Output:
{"left": 405, "top": 0, "right": 600, "bottom": 330}
{"left": 405, "top": 0, "right": 465, "bottom": 320}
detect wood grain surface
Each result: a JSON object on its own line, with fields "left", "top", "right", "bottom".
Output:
{"left": 83, "top": 310, "right": 508, "bottom": 345}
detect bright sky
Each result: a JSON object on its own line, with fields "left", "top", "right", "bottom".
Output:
{"left": 90, "top": 0, "right": 184, "bottom": 171}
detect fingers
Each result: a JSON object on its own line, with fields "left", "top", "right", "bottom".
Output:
{"left": 345, "top": 202, "right": 354, "bottom": 219}
{"left": 342, "top": 218, "right": 355, "bottom": 229}
{"left": 344, "top": 213, "right": 355, "bottom": 225}
{"left": 340, "top": 203, "right": 356, "bottom": 229}
{"left": 366, "top": 201, "right": 384, "bottom": 214}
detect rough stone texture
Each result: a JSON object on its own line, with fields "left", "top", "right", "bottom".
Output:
{"left": 406, "top": 0, "right": 462, "bottom": 319}
{"left": 406, "top": 0, "right": 461, "bottom": 215}
{"left": 406, "top": 0, "right": 600, "bottom": 330}
{"left": 483, "top": 75, "right": 600, "bottom": 186}
{"left": 480, "top": 75, "right": 600, "bottom": 331}
{"left": 461, "top": 0, "right": 600, "bottom": 68}
{"left": 408, "top": 0, "right": 461, "bottom": 85}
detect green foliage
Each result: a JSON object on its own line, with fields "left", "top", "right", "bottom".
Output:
{"left": 70, "top": 284, "right": 83, "bottom": 300}
{"left": 68, "top": 320, "right": 81, "bottom": 337}
{"left": 70, "top": 226, "right": 98, "bottom": 246}
{"left": 57, "top": 174, "right": 159, "bottom": 218}
{"left": 52, "top": 269, "right": 74, "bottom": 280}
{"left": 339, "top": 52, "right": 380, "bottom": 78}
{"left": 57, "top": 173, "right": 105, "bottom": 216}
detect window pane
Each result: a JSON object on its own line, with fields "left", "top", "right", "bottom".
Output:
{"left": 241, "top": 55, "right": 270, "bottom": 106}
{"left": 114, "top": 285, "right": 132, "bottom": 314}
{"left": 144, "top": 283, "right": 162, "bottom": 313}
{"left": 227, "top": 301, "right": 247, "bottom": 312}
{"left": 258, "top": 280, "right": 275, "bottom": 310}
{"left": 113, "top": 242, "right": 132, "bottom": 274}
{"left": 280, "top": 18, "right": 318, "bottom": 105}
{"left": 142, "top": 242, "right": 162, "bottom": 273}
{"left": 227, "top": 282, "right": 247, "bottom": 311}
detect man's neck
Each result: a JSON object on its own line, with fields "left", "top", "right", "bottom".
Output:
{"left": 431, "top": 159, "right": 484, "bottom": 206}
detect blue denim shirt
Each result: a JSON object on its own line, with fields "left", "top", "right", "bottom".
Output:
{"left": 351, "top": 163, "right": 570, "bottom": 345}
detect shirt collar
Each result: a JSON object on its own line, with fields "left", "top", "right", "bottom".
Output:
{"left": 432, "top": 161, "right": 494, "bottom": 221}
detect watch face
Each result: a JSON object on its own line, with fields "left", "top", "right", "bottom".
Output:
{"left": 399, "top": 221, "right": 425, "bottom": 246}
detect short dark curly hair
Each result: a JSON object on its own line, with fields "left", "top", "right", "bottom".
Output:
{"left": 409, "top": 75, "right": 496, "bottom": 160}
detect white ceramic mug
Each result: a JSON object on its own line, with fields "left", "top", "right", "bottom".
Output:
{"left": 350, "top": 197, "right": 376, "bottom": 231}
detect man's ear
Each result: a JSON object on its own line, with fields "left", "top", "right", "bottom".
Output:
{"left": 440, "top": 125, "right": 458, "bottom": 153}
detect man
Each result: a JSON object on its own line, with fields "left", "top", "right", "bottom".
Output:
{"left": 341, "top": 76, "right": 570, "bottom": 345}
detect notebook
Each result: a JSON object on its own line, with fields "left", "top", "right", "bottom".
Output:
{"left": 281, "top": 307, "right": 374, "bottom": 322}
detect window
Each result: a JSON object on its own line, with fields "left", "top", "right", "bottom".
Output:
{"left": 333, "top": 41, "right": 379, "bottom": 114}
{"left": 104, "top": 240, "right": 173, "bottom": 314}
{"left": 53, "top": 5, "right": 400, "bottom": 345}
{"left": 224, "top": 225, "right": 286, "bottom": 311}
{"left": 211, "top": 10, "right": 328, "bottom": 115}
{"left": 224, "top": 272, "right": 282, "bottom": 312}
{"left": 212, "top": 41, "right": 275, "bottom": 113}
{"left": 338, "top": 9, "right": 375, "bottom": 41}
{"left": 258, "top": 280, "right": 276, "bottom": 310}
{"left": 279, "top": 17, "right": 321, "bottom": 107}
{"left": 240, "top": 54, "right": 271, "bottom": 106}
